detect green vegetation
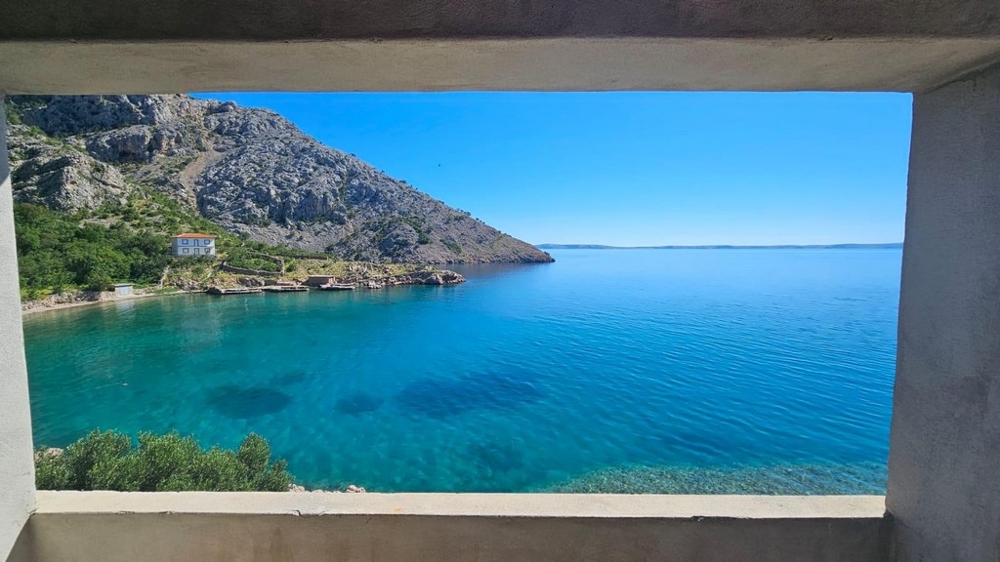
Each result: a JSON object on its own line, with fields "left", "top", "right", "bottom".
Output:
{"left": 403, "top": 216, "right": 433, "bottom": 245}
{"left": 35, "top": 430, "right": 293, "bottom": 492}
{"left": 15, "top": 203, "right": 172, "bottom": 298}
{"left": 5, "top": 105, "right": 21, "bottom": 126}
{"left": 10, "top": 110, "right": 463, "bottom": 299}
{"left": 442, "top": 239, "right": 463, "bottom": 254}
{"left": 13, "top": 178, "right": 343, "bottom": 299}
{"left": 225, "top": 247, "right": 282, "bottom": 272}
{"left": 152, "top": 286, "right": 181, "bottom": 295}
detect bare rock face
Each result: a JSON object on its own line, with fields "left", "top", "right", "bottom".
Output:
{"left": 18, "top": 95, "right": 200, "bottom": 136}
{"left": 7, "top": 125, "right": 132, "bottom": 211}
{"left": 7, "top": 94, "right": 554, "bottom": 264}
{"left": 86, "top": 124, "right": 191, "bottom": 164}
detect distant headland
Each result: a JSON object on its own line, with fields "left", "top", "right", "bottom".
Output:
{"left": 536, "top": 243, "right": 903, "bottom": 250}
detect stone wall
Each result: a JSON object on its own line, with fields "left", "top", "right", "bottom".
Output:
{"left": 218, "top": 262, "right": 280, "bottom": 278}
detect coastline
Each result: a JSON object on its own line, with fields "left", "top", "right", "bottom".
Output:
{"left": 21, "top": 289, "right": 196, "bottom": 317}
{"left": 20, "top": 265, "right": 466, "bottom": 317}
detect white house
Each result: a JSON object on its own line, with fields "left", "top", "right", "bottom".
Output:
{"left": 171, "top": 233, "right": 217, "bottom": 257}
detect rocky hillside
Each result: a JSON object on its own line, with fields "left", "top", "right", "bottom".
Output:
{"left": 6, "top": 95, "right": 552, "bottom": 264}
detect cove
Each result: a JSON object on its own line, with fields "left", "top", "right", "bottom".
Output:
{"left": 23, "top": 249, "right": 899, "bottom": 493}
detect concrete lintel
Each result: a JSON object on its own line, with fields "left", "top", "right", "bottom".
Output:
{"left": 35, "top": 491, "right": 886, "bottom": 519}
{"left": 4, "top": 0, "right": 999, "bottom": 42}
{"left": 1, "top": 38, "right": 1000, "bottom": 94}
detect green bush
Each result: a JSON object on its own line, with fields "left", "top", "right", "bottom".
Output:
{"left": 13, "top": 174, "right": 350, "bottom": 297}
{"left": 14, "top": 203, "right": 171, "bottom": 295}
{"left": 35, "top": 430, "right": 294, "bottom": 492}
{"left": 441, "top": 239, "right": 463, "bottom": 254}
{"left": 225, "top": 247, "right": 282, "bottom": 272}
{"left": 6, "top": 107, "right": 22, "bottom": 125}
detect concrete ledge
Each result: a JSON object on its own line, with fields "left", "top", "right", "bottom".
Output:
{"left": 8, "top": 493, "right": 889, "bottom": 562}
{"left": 1, "top": 38, "right": 1000, "bottom": 94}
{"left": 34, "top": 491, "right": 886, "bottom": 518}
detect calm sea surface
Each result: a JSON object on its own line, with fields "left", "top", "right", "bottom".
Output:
{"left": 23, "top": 249, "right": 900, "bottom": 493}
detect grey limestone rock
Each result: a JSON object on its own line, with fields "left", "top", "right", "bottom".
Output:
{"left": 7, "top": 94, "right": 554, "bottom": 264}
{"left": 7, "top": 125, "right": 132, "bottom": 211}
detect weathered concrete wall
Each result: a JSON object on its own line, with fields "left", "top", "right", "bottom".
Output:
{"left": 887, "top": 62, "right": 1000, "bottom": 561}
{"left": 0, "top": 0, "right": 1000, "bottom": 94}
{"left": 2, "top": 39, "right": 999, "bottom": 95}
{"left": 8, "top": 492, "right": 888, "bottom": 562}
{"left": 2, "top": 0, "right": 1000, "bottom": 94}
{"left": 0, "top": 97, "right": 37, "bottom": 562}
{"left": 5, "top": 0, "right": 1000, "bottom": 41}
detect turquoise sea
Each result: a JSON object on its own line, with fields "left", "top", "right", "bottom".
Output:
{"left": 23, "top": 249, "right": 900, "bottom": 493}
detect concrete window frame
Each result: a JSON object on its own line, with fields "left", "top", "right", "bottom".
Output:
{"left": 1, "top": 3, "right": 999, "bottom": 559}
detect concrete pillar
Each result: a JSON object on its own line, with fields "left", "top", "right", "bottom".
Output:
{"left": 887, "top": 64, "right": 1000, "bottom": 561}
{"left": 0, "top": 96, "right": 36, "bottom": 560}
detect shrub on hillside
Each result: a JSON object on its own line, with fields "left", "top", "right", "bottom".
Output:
{"left": 35, "top": 430, "right": 293, "bottom": 492}
{"left": 14, "top": 203, "right": 172, "bottom": 294}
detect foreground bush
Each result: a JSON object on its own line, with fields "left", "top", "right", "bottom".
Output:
{"left": 35, "top": 430, "right": 294, "bottom": 491}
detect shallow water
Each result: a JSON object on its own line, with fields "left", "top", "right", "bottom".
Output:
{"left": 24, "top": 249, "right": 900, "bottom": 492}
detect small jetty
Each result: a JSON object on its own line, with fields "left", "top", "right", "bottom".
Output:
{"left": 207, "top": 286, "right": 263, "bottom": 296}
{"left": 261, "top": 285, "right": 309, "bottom": 293}
{"left": 319, "top": 283, "right": 355, "bottom": 291}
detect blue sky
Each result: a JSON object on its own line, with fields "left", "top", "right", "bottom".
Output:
{"left": 193, "top": 92, "right": 912, "bottom": 246}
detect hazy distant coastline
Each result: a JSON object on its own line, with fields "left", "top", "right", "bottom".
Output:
{"left": 536, "top": 243, "right": 903, "bottom": 250}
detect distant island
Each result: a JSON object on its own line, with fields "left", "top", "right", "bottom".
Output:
{"left": 536, "top": 243, "right": 903, "bottom": 250}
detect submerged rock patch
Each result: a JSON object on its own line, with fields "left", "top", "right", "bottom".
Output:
{"left": 542, "top": 462, "right": 888, "bottom": 495}
{"left": 334, "top": 393, "right": 385, "bottom": 415}
{"left": 207, "top": 385, "right": 292, "bottom": 419}
{"left": 466, "top": 439, "right": 525, "bottom": 474}
{"left": 396, "top": 370, "right": 542, "bottom": 418}
{"left": 271, "top": 370, "right": 310, "bottom": 387}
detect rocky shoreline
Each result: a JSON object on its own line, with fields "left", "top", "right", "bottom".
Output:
{"left": 199, "top": 261, "right": 464, "bottom": 293}
{"left": 21, "top": 265, "right": 464, "bottom": 315}
{"left": 21, "top": 288, "right": 195, "bottom": 316}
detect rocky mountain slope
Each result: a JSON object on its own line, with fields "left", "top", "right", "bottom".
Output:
{"left": 6, "top": 95, "right": 552, "bottom": 264}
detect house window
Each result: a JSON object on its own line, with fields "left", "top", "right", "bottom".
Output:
{"left": 193, "top": 248, "right": 200, "bottom": 255}
{"left": 182, "top": 248, "right": 189, "bottom": 254}
{"left": 182, "top": 239, "right": 189, "bottom": 245}
{"left": 204, "top": 239, "right": 212, "bottom": 246}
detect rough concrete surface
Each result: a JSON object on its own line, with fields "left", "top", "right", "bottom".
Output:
{"left": 0, "top": 39, "right": 999, "bottom": 94}
{"left": 887, "top": 62, "right": 1000, "bottom": 562}
{"left": 7, "top": 493, "right": 888, "bottom": 562}
{"left": 2, "top": 0, "right": 999, "bottom": 94}
{"left": 2, "top": 3, "right": 1000, "bottom": 561}
{"left": 0, "top": 97, "right": 36, "bottom": 562}
{"left": 4, "top": 0, "right": 999, "bottom": 40}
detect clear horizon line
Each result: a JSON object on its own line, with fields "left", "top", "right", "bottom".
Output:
{"left": 535, "top": 242, "right": 904, "bottom": 248}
